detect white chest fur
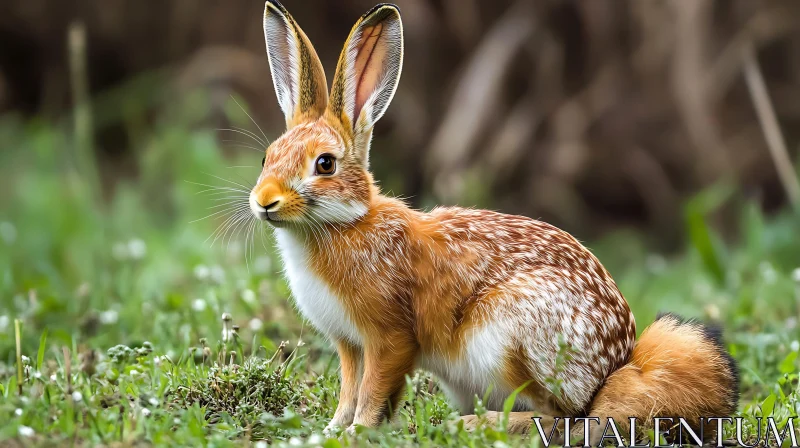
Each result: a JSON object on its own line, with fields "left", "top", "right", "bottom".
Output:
{"left": 274, "top": 229, "right": 363, "bottom": 345}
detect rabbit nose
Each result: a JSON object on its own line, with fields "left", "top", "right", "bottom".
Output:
{"left": 263, "top": 199, "right": 282, "bottom": 211}
{"left": 254, "top": 179, "right": 283, "bottom": 211}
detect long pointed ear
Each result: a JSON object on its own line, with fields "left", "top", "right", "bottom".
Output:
{"left": 263, "top": 0, "right": 328, "bottom": 128}
{"left": 328, "top": 4, "right": 403, "bottom": 158}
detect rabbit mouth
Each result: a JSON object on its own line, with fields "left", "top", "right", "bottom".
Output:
{"left": 264, "top": 211, "right": 289, "bottom": 228}
{"left": 249, "top": 192, "right": 290, "bottom": 227}
{"left": 248, "top": 206, "right": 283, "bottom": 228}
{"left": 253, "top": 209, "right": 290, "bottom": 228}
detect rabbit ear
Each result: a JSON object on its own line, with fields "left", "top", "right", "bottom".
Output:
{"left": 328, "top": 4, "right": 403, "bottom": 156}
{"left": 263, "top": 0, "right": 328, "bottom": 128}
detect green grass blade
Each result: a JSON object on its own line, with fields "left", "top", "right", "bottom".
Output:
{"left": 15, "top": 319, "right": 23, "bottom": 396}
{"left": 37, "top": 328, "right": 48, "bottom": 371}
{"left": 685, "top": 204, "right": 726, "bottom": 284}
{"left": 499, "top": 380, "right": 532, "bottom": 433}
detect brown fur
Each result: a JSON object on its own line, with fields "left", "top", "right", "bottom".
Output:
{"left": 328, "top": 340, "right": 362, "bottom": 428}
{"left": 464, "top": 314, "right": 739, "bottom": 445}
{"left": 255, "top": 1, "right": 739, "bottom": 437}
{"left": 578, "top": 314, "right": 739, "bottom": 444}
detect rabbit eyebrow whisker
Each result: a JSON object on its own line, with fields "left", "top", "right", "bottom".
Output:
{"left": 217, "top": 128, "right": 267, "bottom": 148}
{"left": 230, "top": 95, "right": 271, "bottom": 147}
{"left": 220, "top": 141, "right": 263, "bottom": 153}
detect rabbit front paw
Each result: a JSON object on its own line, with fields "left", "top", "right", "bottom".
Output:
{"left": 322, "top": 423, "right": 342, "bottom": 438}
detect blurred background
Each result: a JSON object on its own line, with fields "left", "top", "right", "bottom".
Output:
{"left": 2, "top": 0, "right": 800, "bottom": 246}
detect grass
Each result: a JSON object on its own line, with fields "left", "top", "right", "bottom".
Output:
{"left": 1, "top": 90, "right": 800, "bottom": 446}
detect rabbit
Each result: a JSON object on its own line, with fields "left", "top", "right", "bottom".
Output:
{"left": 249, "top": 0, "right": 739, "bottom": 443}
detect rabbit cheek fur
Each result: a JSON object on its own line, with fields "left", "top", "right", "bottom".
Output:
{"left": 256, "top": 0, "right": 739, "bottom": 437}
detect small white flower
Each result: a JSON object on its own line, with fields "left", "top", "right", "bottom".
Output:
{"left": 14, "top": 408, "right": 22, "bottom": 416}
{"left": 704, "top": 304, "right": 721, "bottom": 320}
{"left": 141, "top": 407, "right": 151, "bottom": 417}
{"left": 194, "top": 265, "right": 210, "bottom": 280}
{"left": 210, "top": 265, "right": 225, "bottom": 284}
{"left": 127, "top": 239, "right": 147, "bottom": 260}
{"left": 20, "top": 355, "right": 30, "bottom": 365}
{"left": 191, "top": 299, "right": 207, "bottom": 312}
{"left": 254, "top": 442, "right": 268, "bottom": 448}
{"left": 241, "top": 289, "right": 256, "bottom": 304}
{"left": 130, "top": 369, "right": 139, "bottom": 376}
{"left": 173, "top": 418, "right": 181, "bottom": 424}
{"left": 308, "top": 433, "right": 323, "bottom": 444}
{"left": 249, "top": 318, "right": 263, "bottom": 332}
{"left": 32, "top": 371, "right": 41, "bottom": 379}
{"left": 221, "top": 313, "right": 233, "bottom": 342}
{"left": 99, "top": 309, "right": 119, "bottom": 325}
{"left": 0, "top": 315, "right": 8, "bottom": 332}
{"left": 760, "top": 261, "right": 777, "bottom": 284}
{"left": 72, "top": 391, "right": 83, "bottom": 402}
{"left": 793, "top": 268, "right": 800, "bottom": 283}
{"left": 18, "top": 426, "right": 34, "bottom": 437}
{"left": 148, "top": 397, "right": 159, "bottom": 407}
{"left": 288, "top": 437, "right": 303, "bottom": 446}
{"left": 0, "top": 221, "right": 17, "bottom": 244}
{"left": 791, "top": 340, "right": 800, "bottom": 352}
{"left": 49, "top": 374, "right": 57, "bottom": 382}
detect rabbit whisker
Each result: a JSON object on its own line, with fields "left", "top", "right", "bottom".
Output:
{"left": 208, "top": 209, "right": 250, "bottom": 246}
{"left": 230, "top": 95, "right": 271, "bottom": 147}
{"left": 221, "top": 140, "right": 263, "bottom": 153}
{"left": 190, "top": 204, "right": 250, "bottom": 224}
{"left": 217, "top": 128, "right": 267, "bottom": 148}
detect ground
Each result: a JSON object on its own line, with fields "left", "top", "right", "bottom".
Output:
{"left": 0, "top": 107, "right": 799, "bottom": 447}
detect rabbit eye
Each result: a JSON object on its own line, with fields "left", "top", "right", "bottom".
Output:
{"left": 315, "top": 154, "right": 336, "bottom": 175}
{"left": 261, "top": 157, "right": 266, "bottom": 167}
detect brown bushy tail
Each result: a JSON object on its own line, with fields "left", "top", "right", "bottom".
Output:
{"left": 584, "top": 313, "right": 739, "bottom": 444}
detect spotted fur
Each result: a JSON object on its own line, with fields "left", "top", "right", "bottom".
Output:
{"left": 252, "top": 0, "right": 739, "bottom": 436}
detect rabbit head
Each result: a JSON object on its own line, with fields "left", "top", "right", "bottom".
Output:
{"left": 249, "top": 1, "right": 403, "bottom": 227}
